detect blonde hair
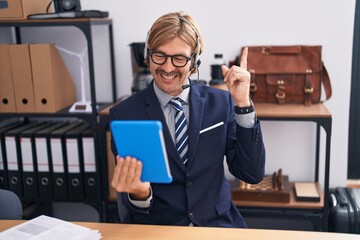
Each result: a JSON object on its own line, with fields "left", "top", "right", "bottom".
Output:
{"left": 146, "top": 12, "right": 203, "bottom": 73}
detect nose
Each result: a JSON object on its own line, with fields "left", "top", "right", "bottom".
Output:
{"left": 161, "top": 56, "right": 176, "bottom": 71}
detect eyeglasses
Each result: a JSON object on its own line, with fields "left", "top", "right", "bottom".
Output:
{"left": 149, "top": 51, "right": 192, "bottom": 68}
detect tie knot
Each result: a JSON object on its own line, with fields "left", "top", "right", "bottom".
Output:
{"left": 169, "top": 98, "right": 183, "bottom": 112}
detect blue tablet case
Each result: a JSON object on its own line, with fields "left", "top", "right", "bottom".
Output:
{"left": 110, "top": 120, "right": 173, "bottom": 183}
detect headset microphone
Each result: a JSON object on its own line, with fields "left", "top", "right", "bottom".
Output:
{"left": 182, "top": 68, "right": 200, "bottom": 89}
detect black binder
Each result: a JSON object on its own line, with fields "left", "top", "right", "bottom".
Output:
{"left": 4, "top": 122, "right": 43, "bottom": 200}
{"left": 34, "top": 122, "right": 67, "bottom": 202}
{"left": 49, "top": 122, "right": 82, "bottom": 201}
{"left": 64, "top": 123, "right": 90, "bottom": 201}
{"left": 0, "top": 122, "right": 24, "bottom": 190}
{"left": 19, "top": 122, "right": 52, "bottom": 202}
{"left": 81, "top": 128, "right": 101, "bottom": 202}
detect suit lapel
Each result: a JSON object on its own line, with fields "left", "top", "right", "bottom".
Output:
{"left": 187, "top": 85, "right": 205, "bottom": 168}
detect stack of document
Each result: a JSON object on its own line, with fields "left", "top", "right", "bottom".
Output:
{"left": 0, "top": 215, "right": 102, "bottom": 240}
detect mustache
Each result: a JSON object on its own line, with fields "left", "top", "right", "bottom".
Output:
{"left": 156, "top": 69, "right": 180, "bottom": 77}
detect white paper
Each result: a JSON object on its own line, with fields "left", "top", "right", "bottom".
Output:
{"left": 0, "top": 215, "right": 102, "bottom": 240}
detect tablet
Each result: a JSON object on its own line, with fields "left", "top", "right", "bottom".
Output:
{"left": 110, "top": 120, "right": 173, "bottom": 183}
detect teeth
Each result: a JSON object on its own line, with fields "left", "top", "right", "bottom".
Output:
{"left": 161, "top": 73, "right": 176, "bottom": 79}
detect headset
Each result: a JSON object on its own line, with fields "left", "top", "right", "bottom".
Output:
{"left": 144, "top": 16, "right": 201, "bottom": 71}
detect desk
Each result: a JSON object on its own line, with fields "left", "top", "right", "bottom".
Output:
{"left": 0, "top": 220, "right": 358, "bottom": 240}
{"left": 235, "top": 103, "right": 331, "bottom": 231}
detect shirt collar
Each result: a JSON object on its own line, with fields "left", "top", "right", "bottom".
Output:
{"left": 153, "top": 79, "right": 190, "bottom": 107}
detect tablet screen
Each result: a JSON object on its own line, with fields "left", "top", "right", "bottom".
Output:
{"left": 110, "top": 120, "right": 173, "bottom": 183}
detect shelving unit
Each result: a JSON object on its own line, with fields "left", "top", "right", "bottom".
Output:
{"left": 234, "top": 103, "right": 332, "bottom": 231}
{"left": 0, "top": 18, "right": 117, "bottom": 221}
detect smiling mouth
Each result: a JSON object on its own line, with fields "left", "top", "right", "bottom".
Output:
{"left": 159, "top": 71, "right": 178, "bottom": 80}
{"left": 161, "top": 73, "right": 176, "bottom": 79}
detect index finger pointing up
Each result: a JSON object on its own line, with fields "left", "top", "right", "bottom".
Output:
{"left": 240, "top": 47, "right": 248, "bottom": 69}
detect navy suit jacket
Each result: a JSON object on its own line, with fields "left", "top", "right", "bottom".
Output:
{"left": 109, "top": 81, "right": 265, "bottom": 227}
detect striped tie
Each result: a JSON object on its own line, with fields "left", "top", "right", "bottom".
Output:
{"left": 169, "top": 98, "right": 189, "bottom": 165}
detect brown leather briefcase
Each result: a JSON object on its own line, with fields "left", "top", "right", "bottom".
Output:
{"left": 230, "top": 45, "right": 332, "bottom": 106}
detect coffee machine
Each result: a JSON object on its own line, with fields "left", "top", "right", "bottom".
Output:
{"left": 129, "top": 42, "right": 152, "bottom": 93}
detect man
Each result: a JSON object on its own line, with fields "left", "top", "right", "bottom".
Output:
{"left": 110, "top": 11, "right": 265, "bottom": 227}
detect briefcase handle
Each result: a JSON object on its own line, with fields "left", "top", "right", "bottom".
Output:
{"left": 262, "top": 46, "right": 302, "bottom": 55}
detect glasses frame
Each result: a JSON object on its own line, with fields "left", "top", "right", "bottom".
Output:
{"left": 148, "top": 51, "right": 193, "bottom": 68}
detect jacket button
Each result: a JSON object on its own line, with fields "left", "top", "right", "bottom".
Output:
{"left": 188, "top": 212, "right": 194, "bottom": 218}
{"left": 186, "top": 181, "right": 192, "bottom": 188}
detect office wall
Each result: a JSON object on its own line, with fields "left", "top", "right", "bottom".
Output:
{"left": 80, "top": 0, "right": 355, "bottom": 188}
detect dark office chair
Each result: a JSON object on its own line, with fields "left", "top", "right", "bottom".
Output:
{"left": 0, "top": 189, "right": 22, "bottom": 219}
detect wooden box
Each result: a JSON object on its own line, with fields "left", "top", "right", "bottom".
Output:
{"left": 0, "top": 0, "right": 50, "bottom": 19}
{"left": 232, "top": 175, "right": 291, "bottom": 203}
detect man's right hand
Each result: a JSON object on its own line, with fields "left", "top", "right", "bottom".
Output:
{"left": 111, "top": 156, "right": 150, "bottom": 200}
